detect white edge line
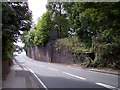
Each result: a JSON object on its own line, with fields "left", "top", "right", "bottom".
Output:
{"left": 13, "top": 60, "right": 16, "bottom": 64}
{"left": 48, "top": 67, "right": 59, "bottom": 71}
{"left": 62, "top": 72, "right": 86, "bottom": 80}
{"left": 24, "top": 66, "right": 48, "bottom": 90}
{"left": 96, "top": 83, "right": 117, "bottom": 89}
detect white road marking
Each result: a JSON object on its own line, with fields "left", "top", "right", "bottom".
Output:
{"left": 24, "top": 66, "right": 48, "bottom": 90}
{"left": 48, "top": 67, "right": 59, "bottom": 71}
{"left": 96, "top": 83, "right": 119, "bottom": 89}
{"left": 62, "top": 72, "right": 86, "bottom": 80}
{"left": 13, "top": 60, "right": 16, "bottom": 64}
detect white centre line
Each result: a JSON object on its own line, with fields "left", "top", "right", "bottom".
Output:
{"left": 62, "top": 72, "right": 86, "bottom": 80}
{"left": 48, "top": 67, "right": 59, "bottom": 71}
{"left": 96, "top": 83, "right": 119, "bottom": 90}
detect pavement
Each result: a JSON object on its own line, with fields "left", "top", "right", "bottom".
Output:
{"left": 2, "top": 60, "right": 40, "bottom": 88}
{"left": 89, "top": 68, "right": 120, "bottom": 76}
{"left": 65, "top": 64, "right": 120, "bottom": 76}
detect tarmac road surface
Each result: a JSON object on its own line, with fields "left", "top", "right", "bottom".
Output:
{"left": 14, "top": 54, "right": 120, "bottom": 90}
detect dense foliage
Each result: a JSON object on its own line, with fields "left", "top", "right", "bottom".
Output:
{"left": 22, "top": 12, "right": 53, "bottom": 47}
{"left": 56, "top": 36, "right": 91, "bottom": 54}
{"left": 23, "top": 2, "right": 120, "bottom": 69}
{"left": 46, "top": 2, "right": 70, "bottom": 38}
{"left": 22, "top": 2, "right": 70, "bottom": 48}
{"left": 2, "top": 2, "right": 32, "bottom": 61}
{"left": 63, "top": 2, "right": 120, "bottom": 69}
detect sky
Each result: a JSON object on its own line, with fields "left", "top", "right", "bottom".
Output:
{"left": 28, "top": 0, "right": 47, "bottom": 24}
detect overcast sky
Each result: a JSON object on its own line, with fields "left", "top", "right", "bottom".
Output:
{"left": 28, "top": 0, "right": 47, "bottom": 24}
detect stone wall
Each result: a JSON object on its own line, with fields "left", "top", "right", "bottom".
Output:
{"left": 26, "top": 29, "right": 94, "bottom": 64}
{"left": 26, "top": 40, "right": 93, "bottom": 64}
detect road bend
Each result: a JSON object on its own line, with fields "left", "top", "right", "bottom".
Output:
{"left": 14, "top": 54, "right": 119, "bottom": 89}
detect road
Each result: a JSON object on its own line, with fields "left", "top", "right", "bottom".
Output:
{"left": 14, "top": 54, "right": 119, "bottom": 89}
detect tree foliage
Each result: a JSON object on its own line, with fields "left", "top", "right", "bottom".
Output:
{"left": 23, "top": 2, "right": 70, "bottom": 47}
{"left": 46, "top": 2, "right": 70, "bottom": 38}
{"left": 22, "top": 2, "right": 120, "bottom": 69}
{"left": 22, "top": 12, "right": 52, "bottom": 47}
{"left": 2, "top": 2, "right": 32, "bottom": 61}
{"left": 63, "top": 2, "right": 120, "bottom": 69}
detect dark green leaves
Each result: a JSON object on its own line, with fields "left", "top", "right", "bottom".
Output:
{"left": 2, "top": 2, "right": 32, "bottom": 61}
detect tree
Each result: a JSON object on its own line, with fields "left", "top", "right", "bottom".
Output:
{"left": 63, "top": 2, "right": 120, "bottom": 69}
{"left": 22, "top": 12, "right": 53, "bottom": 47}
{"left": 46, "top": 2, "right": 69, "bottom": 38}
{"left": 2, "top": 2, "right": 32, "bottom": 61}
